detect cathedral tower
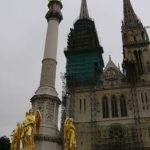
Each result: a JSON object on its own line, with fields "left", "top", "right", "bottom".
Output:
{"left": 62, "top": 1, "right": 150, "bottom": 150}
{"left": 62, "top": 0, "right": 104, "bottom": 149}
{"left": 31, "top": 0, "right": 63, "bottom": 150}
{"left": 122, "top": 0, "right": 150, "bottom": 83}
{"left": 65, "top": 0, "right": 104, "bottom": 89}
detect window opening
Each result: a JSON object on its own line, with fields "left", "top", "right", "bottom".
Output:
{"left": 84, "top": 99, "right": 86, "bottom": 112}
{"left": 80, "top": 99, "right": 82, "bottom": 112}
{"left": 102, "top": 96, "right": 109, "bottom": 118}
{"left": 120, "top": 95, "right": 127, "bottom": 117}
{"left": 111, "top": 96, "right": 118, "bottom": 117}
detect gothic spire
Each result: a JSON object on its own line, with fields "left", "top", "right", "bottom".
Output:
{"left": 123, "top": 0, "right": 140, "bottom": 26}
{"left": 79, "top": 0, "right": 90, "bottom": 19}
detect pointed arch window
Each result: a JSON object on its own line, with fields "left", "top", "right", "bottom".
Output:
{"left": 102, "top": 96, "right": 109, "bottom": 118}
{"left": 138, "top": 50, "right": 143, "bottom": 74}
{"left": 134, "top": 50, "right": 143, "bottom": 74}
{"left": 84, "top": 99, "right": 86, "bottom": 112}
{"left": 120, "top": 95, "right": 127, "bottom": 117}
{"left": 80, "top": 99, "right": 82, "bottom": 112}
{"left": 111, "top": 95, "right": 118, "bottom": 117}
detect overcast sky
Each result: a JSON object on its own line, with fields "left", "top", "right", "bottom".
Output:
{"left": 0, "top": 0, "right": 150, "bottom": 138}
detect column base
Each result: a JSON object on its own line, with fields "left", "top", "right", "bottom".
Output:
{"left": 31, "top": 94, "right": 62, "bottom": 150}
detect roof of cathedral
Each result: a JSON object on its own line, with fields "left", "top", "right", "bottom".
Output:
{"left": 103, "top": 56, "right": 124, "bottom": 81}
{"left": 79, "top": 0, "right": 90, "bottom": 19}
{"left": 123, "top": 0, "right": 141, "bottom": 26}
{"left": 104, "top": 56, "right": 120, "bottom": 71}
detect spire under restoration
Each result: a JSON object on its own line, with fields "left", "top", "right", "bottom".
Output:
{"left": 123, "top": 0, "right": 139, "bottom": 26}
{"left": 79, "top": 0, "right": 90, "bottom": 19}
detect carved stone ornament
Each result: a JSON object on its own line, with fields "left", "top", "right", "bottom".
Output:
{"left": 35, "top": 134, "right": 62, "bottom": 145}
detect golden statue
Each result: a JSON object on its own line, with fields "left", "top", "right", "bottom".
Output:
{"left": 22, "top": 109, "right": 41, "bottom": 150}
{"left": 11, "top": 123, "right": 22, "bottom": 150}
{"left": 11, "top": 109, "right": 41, "bottom": 150}
{"left": 64, "top": 118, "right": 77, "bottom": 150}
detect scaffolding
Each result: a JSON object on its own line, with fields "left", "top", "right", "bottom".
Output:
{"left": 65, "top": 16, "right": 104, "bottom": 90}
{"left": 90, "top": 87, "right": 98, "bottom": 150}
{"left": 61, "top": 75, "right": 146, "bottom": 150}
{"left": 123, "top": 60, "right": 144, "bottom": 150}
{"left": 60, "top": 8, "right": 146, "bottom": 149}
{"left": 65, "top": 49, "right": 104, "bottom": 90}
{"left": 67, "top": 19, "right": 102, "bottom": 51}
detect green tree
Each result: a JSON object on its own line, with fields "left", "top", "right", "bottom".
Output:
{"left": 0, "top": 136, "right": 11, "bottom": 150}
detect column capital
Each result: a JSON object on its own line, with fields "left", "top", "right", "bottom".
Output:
{"left": 46, "top": 0, "right": 63, "bottom": 23}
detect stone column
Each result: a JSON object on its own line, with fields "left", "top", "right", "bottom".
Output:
{"left": 31, "top": 1, "right": 63, "bottom": 150}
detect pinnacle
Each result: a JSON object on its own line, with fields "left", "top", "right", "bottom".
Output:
{"left": 79, "top": 0, "right": 90, "bottom": 19}
{"left": 123, "top": 0, "right": 139, "bottom": 26}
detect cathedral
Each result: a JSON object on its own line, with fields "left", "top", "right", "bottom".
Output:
{"left": 26, "top": 0, "right": 150, "bottom": 150}
{"left": 61, "top": 0, "right": 150, "bottom": 150}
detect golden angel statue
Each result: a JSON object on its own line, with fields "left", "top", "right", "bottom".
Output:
{"left": 64, "top": 118, "right": 77, "bottom": 150}
{"left": 11, "top": 123, "right": 22, "bottom": 150}
{"left": 21, "top": 109, "right": 41, "bottom": 150}
{"left": 11, "top": 109, "right": 41, "bottom": 150}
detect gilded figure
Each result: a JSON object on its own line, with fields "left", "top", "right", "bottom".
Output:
{"left": 11, "top": 123, "right": 22, "bottom": 150}
{"left": 64, "top": 118, "right": 77, "bottom": 150}
{"left": 22, "top": 109, "right": 41, "bottom": 150}
{"left": 11, "top": 109, "right": 41, "bottom": 150}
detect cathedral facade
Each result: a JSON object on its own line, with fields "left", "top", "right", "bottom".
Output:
{"left": 61, "top": 0, "right": 150, "bottom": 150}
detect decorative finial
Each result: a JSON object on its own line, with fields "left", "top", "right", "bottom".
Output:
{"left": 46, "top": 0, "right": 63, "bottom": 22}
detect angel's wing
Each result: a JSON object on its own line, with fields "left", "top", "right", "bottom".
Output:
{"left": 35, "top": 110, "right": 42, "bottom": 134}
